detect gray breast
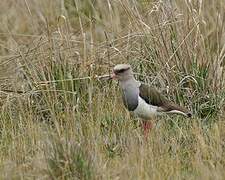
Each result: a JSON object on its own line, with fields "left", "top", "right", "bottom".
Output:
{"left": 121, "top": 86, "right": 139, "bottom": 111}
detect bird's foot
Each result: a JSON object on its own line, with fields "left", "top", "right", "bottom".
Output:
{"left": 142, "top": 121, "right": 153, "bottom": 139}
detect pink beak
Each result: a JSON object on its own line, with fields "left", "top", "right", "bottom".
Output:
{"left": 110, "top": 72, "right": 117, "bottom": 79}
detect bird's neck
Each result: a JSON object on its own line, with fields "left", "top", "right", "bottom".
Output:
{"left": 119, "top": 78, "right": 140, "bottom": 111}
{"left": 119, "top": 78, "right": 140, "bottom": 90}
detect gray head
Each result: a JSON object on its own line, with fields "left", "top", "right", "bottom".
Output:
{"left": 111, "top": 64, "right": 134, "bottom": 81}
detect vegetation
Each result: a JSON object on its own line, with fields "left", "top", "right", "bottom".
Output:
{"left": 0, "top": 0, "right": 224, "bottom": 179}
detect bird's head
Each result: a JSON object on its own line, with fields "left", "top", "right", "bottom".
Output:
{"left": 111, "top": 64, "right": 133, "bottom": 81}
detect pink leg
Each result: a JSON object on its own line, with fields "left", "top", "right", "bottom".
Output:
{"left": 141, "top": 121, "right": 153, "bottom": 139}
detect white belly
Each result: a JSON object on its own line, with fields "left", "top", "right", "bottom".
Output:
{"left": 133, "top": 97, "right": 158, "bottom": 119}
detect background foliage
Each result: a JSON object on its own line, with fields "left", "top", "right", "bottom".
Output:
{"left": 0, "top": 0, "right": 224, "bottom": 179}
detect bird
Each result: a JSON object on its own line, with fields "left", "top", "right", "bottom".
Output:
{"left": 110, "top": 64, "right": 192, "bottom": 137}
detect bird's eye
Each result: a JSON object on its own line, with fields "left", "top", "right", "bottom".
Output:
{"left": 114, "top": 67, "right": 130, "bottom": 74}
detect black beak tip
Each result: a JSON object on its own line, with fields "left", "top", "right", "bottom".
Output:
{"left": 187, "top": 112, "right": 192, "bottom": 118}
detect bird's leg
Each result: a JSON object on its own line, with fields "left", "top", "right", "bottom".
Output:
{"left": 141, "top": 120, "right": 153, "bottom": 138}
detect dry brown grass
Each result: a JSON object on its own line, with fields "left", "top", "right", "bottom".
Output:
{"left": 0, "top": 0, "right": 224, "bottom": 179}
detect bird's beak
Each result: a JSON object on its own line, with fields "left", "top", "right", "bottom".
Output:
{"left": 110, "top": 72, "right": 117, "bottom": 79}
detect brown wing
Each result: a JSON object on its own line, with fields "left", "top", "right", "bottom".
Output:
{"left": 139, "top": 84, "right": 167, "bottom": 107}
{"left": 139, "top": 84, "right": 190, "bottom": 115}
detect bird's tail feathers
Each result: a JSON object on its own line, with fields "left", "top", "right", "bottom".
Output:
{"left": 167, "top": 109, "right": 192, "bottom": 117}
{"left": 158, "top": 103, "right": 192, "bottom": 117}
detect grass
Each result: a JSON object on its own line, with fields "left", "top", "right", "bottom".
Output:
{"left": 0, "top": 0, "right": 224, "bottom": 179}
